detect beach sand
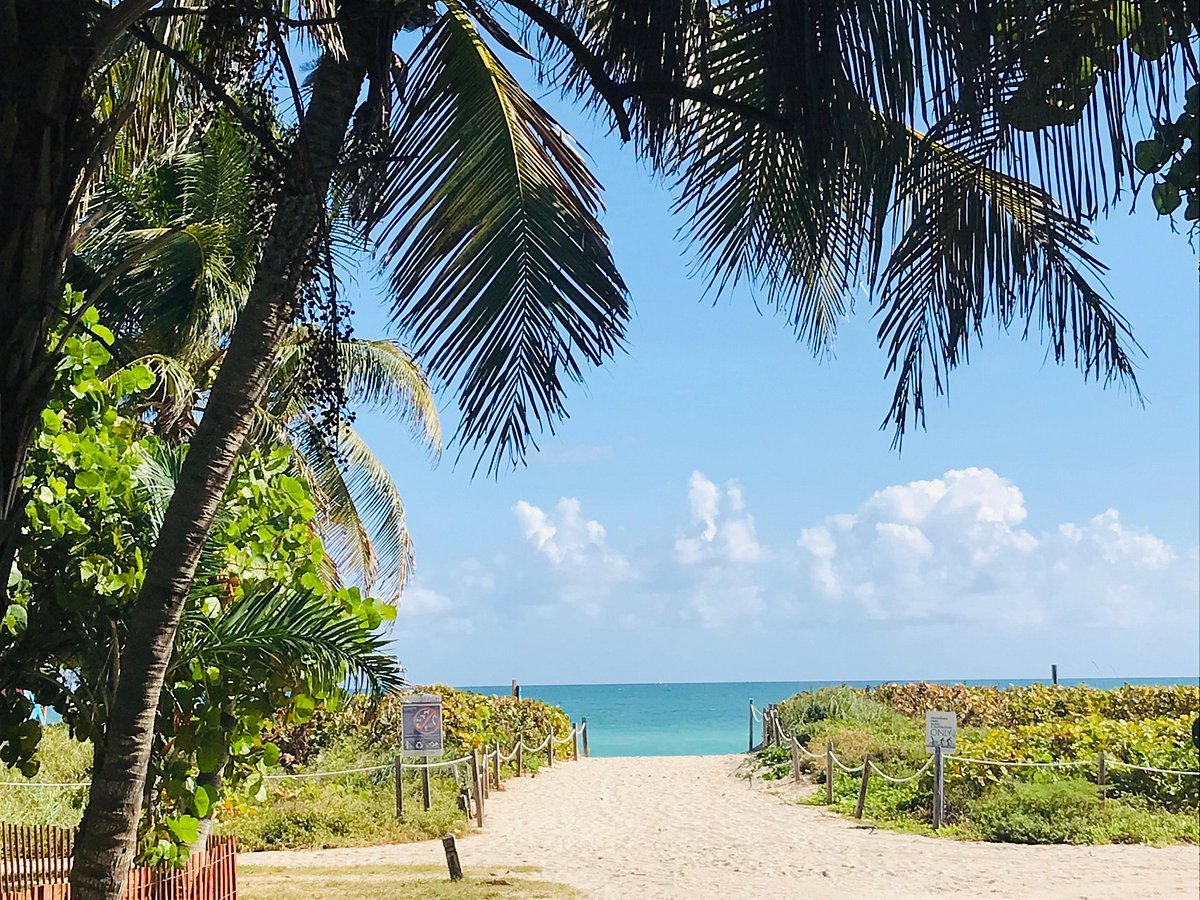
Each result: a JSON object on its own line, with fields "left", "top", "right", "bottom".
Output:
{"left": 240, "top": 755, "right": 1200, "bottom": 899}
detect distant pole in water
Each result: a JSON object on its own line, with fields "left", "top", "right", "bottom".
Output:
{"left": 748, "top": 699, "right": 754, "bottom": 753}
{"left": 1051, "top": 665, "right": 1058, "bottom": 685}
{"left": 512, "top": 679, "right": 520, "bottom": 699}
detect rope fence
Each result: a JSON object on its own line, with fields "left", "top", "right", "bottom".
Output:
{"left": 2, "top": 720, "right": 590, "bottom": 844}
{"left": 749, "top": 702, "right": 1198, "bottom": 828}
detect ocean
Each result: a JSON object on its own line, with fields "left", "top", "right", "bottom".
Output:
{"left": 462, "top": 678, "right": 1200, "bottom": 757}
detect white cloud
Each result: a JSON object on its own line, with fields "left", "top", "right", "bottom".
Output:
{"left": 794, "top": 467, "right": 1196, "bottom": 628}
{"left": 675, "top": 472, "right": 766, "bottom": 565}
{"left": 513, "top": 497, "right": 622, "bottom": 571}
{"left": 511, "top": 497, "right": 631, "bottom": 616}
{"left": 687, "top": 471, "right": 720, "bottom": 541}
{"left": 398, "top": 585, "right": 452, "bottom": 617}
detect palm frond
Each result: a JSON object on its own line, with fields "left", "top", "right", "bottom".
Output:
{"left": 173, "top": 584, "right": 404, "bottom": 697}
{"left": 877, "top": 140, "right": 1141, "bottom": 441}
{"left": 370, "top": 1, "right": 629, "bottom": 474}
{"left": 270, "top": 333, "right": 442, "bottom": 454}
{"left": 289, "top": 414, "right": 415, "bottom": 603}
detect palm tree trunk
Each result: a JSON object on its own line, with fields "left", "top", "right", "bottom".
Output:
{"left": 0, "top": 1, "right": 95, "bottom": 622}
{"left": 68, "top": 15, "right": 377, "bottom": 898}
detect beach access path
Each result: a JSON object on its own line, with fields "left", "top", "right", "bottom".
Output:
{"left": 240, "top": 755, "right": 1200, "bottom": 899}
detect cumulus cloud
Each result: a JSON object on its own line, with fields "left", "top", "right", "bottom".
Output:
{"left": 511, "top": 497, "right": 631, "bottom": 615}
{"left": 795, "top": 467, "right": 1195, "bottom": 628}
{"left": 675, "top": 472, "right": 766, "bottom": 565}
{"left": 513, "top": 498, "right": 623, "bottom": 570}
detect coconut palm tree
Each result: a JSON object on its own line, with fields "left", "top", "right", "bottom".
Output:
{"left": 3, "top": 2, "right": 1185, "bottom": 893}
{"left": 73, "top": 116, "right": 442, "bottom": 601}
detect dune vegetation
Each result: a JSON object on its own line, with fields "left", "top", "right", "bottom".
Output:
{"left": 759, "top": 683, "right": 1199, "bottom": 845}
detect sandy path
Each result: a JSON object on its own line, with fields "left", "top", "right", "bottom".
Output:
{"left": 241, "top": 755, "right": 1200, "bottom": 899}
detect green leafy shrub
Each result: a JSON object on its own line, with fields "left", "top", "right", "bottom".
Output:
{"left": 755, "top": 744, "right": 792, "bottom": 780}
{"left": 868, "top": 683, "right": 1199, "bottom": 728}
{"left": 955, "top": 715, "right": 1199, "bottom": 808}
{"left": 968, "top": 780, "right": 1199, "bottom": 845}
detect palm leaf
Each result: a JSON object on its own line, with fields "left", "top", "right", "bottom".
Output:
{"left": 370, "top": 1, "right": 628, "bottom": 474}
{"left": 173, "top": 585, "right": 404, "bottom": 697}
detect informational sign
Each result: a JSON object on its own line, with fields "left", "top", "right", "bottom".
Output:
{"left": 401, "top": 693, "right": 443, "bottom": 757}
{"left": 925, "top": 710, "right": 957, "bottom": 752}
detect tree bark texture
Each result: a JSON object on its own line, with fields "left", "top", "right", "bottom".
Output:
{"left": 68, "top": 12, "right": 377, "bottom": 897}
{"left": 0, "top": 1, "right": 96, "bottom": 621}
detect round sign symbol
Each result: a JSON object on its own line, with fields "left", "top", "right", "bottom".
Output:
{"left": 413, "top": 706, "right": 441, "bottom": 736}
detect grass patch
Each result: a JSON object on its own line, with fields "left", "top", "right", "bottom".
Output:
{"left": 238, "top": 864, "right": 578, "bottom": 899}
{"left": 0, "top": 726, "right": 90, "bottom": 826}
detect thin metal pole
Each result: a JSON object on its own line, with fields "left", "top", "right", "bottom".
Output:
{"left": 932, "top": 747, "right": 945, "bottom": 829}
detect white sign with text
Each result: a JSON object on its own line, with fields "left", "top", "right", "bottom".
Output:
{"left": 925, "top": 710, "right": 957, "bottom": 752}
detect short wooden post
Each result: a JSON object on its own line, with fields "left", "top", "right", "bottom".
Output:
{"left": 1051, "top": 664, "right": 1058, "bottom": 685}
{"left": 825, "top": 741, "right": 834, "bottom": 804}
{"left": 421, "top": 764, "right": 432, "bottom": 811}
{"left": 789, "top": 736, "right": 801, "bottom": 783}
{"left": 932, "top": 747, "right": 945, "bottom": 829}
{"left": 582, "top": 717, "right": 590, "bottom": 757}
{"left": 1098, "top": 750, "right": 1107, "bottom": 805}
{"left": 516, "top": 741, "right": 524, "bottom": 776}
{"left": 491, "top": 745, "right": 501, "bottom": 788}
{"left": 748, "top": 699, "right": 755, "bottom": 752}
{"left": 469, "top": 749, "right": 484, "bottom": 827}
{"left": 457, "top": 786, "right": 470, "bottom": 816}
{"left": 442, "top": 834, "right": 463, "bottom": 881}
{"left": 546, "top": 729, "right": 554, "bottom": 766}
{"left": 572, "top": 723, "right": 579, "bottom": 761}
{"left": 481, "top": 746, "right": 490, "bottom": 799}
{"left": 854, "top": 755, "right": 872, "bottom": 819}
{"left": 512, "top": 679, "right": 520, "bottom": 699}
{"left": 394, "top": 758, "right": 404, "bottom": 820}
{"left": 761, "top": 705, "right": 768, "bottom": 748}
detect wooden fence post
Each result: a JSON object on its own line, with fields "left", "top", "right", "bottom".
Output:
{"left": 492, "top": 746, "right": 501, "bottom": 788}
{"left": 854, "top": 755, "right": 872, "bottom": 819}
{"left": 442, "top": 834, "right": 463, "bottom": 881}
{"left": 481, "top": 746, "right": 490, "bottom": 799}
{"left": 572, "top": 723, "right": 579, "bottom": 761}
{"left": 582, "top": 717, "right": 590, "bottom": 757}
{"left": 1098, "top": 750, "right": 1107, "bottom": 805}
{"left": 789, "top": 736, "right": 801, "bottom": 783}
{"left": 394, "top": 758, "right": 404, "bottom": 819}
{"left": 422, "top": 764, "right": 432, "bottom": 811}
{"left": 825, "top": 741, "right": 834, "bottom": 804}
{"left": 517, "top": 741, "right": 524, "bottom": 776}
{"left": 469, "top": 748, "right": 485, "bottom": 827}
{"left": 932, "top": 747, "right": 945, "bottom": 829}
{"left": 748, "top": 699, "right": 754, "bottom": 752}
{"left": 546, "top": 729, "right": 554, "bottom": 766}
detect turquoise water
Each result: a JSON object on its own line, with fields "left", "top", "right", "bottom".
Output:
{"left": 463, "top": 678, "right": 1200, "bottom": 757}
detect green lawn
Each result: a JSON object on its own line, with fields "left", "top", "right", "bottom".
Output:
{"left": 237, "top": 864, "right": 578, "bottom": 900}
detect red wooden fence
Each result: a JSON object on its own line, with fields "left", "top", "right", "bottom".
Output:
{"left": 0, "top": 825, "right": 236, "bottom": 899}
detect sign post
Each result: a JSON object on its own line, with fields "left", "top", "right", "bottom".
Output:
{"left": 925, "top": 711, "right": 956, "bottom": 830}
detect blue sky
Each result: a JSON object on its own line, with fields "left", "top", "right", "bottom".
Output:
{"left": 348, "top": 88, "right": 1199, "bottom": 686}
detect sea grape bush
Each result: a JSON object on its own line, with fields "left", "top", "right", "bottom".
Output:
{"left": 1, "top": 306, "right": 400, "bottom": 864}
{"left": 867, "top": 683, "right": 1199, "bottom": 727}
{"left": 268, "top": 685, "right": 574, "bottom": 769}
{"left": 779, "top": 683, "right": 1199, "bottom": 820}
{"left": 954, "top": 715, "right": 1199, "bottom": 808}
